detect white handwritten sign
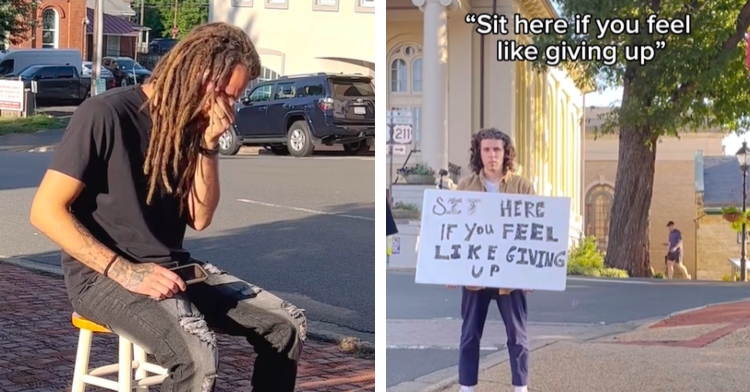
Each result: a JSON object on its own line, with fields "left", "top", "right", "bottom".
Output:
{"left": 415, "top": 189, "right": 571, "bottom": 291}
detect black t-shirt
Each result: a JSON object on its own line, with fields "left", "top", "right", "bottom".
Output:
{"left": 48, "top": 86, "right": 190, "bottom": 300}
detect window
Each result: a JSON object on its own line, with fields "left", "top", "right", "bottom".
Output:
{"left": 249, "top": 85, "right": 273, "bottom": 102}
{"left": 248, "top": 66, "right": 280, "bottom": 89}
{"left": 36, "top": 67, "right": 56, "bottom": 80}
{"left": 41, "top": 9, "right": 58, "bottom": 49}
{"left": 313, "top": 0, "right": 338, "bottom": 11}
{"left": 389, "top": 44, "right": 422, "bottom": 94}
{"left": 55, "top": 66, "right": 75, "bottom": 79}
{"left": 330, "top": 79, "right": 374, "bottom": 97}
{"left": 411, "top": 58, "right": 422, "bottom": 93}
{"left": 106, "top": 36, "right": 121, "bottom": 56}
{"left": 274, "top": 82, "right": 296, "bottom": 100}
{"left": 388, "top": 43, "right": 423, "bottom": 152}
{"left": 584, "top": 184, "right": 614, "bottom": 251}
{"left": 265, "top": 0, "right": 288, "bottom": 9}
{"left": 356, "top": 0, "right": 375, "bottom": 12}
{"left": 298, "top": 81, "right": 325, "bottom": 97}
{"left": 231, "top": 0, "right": 253, "bottom": 7}
{"left": 0, "top": 60, "right": 14, "bottom": 75}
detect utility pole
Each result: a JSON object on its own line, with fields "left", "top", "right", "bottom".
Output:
{"left": 91, "top": 0, "right": 104, "bottom": 97}
{"left": 172, "top": 0, "right": 179, "bottom": 38}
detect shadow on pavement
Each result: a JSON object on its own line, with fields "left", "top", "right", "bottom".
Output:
{"left": 7, "top": 205, "right": 376, "bottom": 340}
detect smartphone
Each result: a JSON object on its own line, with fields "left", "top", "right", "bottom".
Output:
{"left": 170, "top": 263, "right": 208, "bottom": 285}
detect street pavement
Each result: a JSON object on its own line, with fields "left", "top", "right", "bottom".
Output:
{"left": 0, "top": 262, "right": 374, "bottom": 392}
{"left": 434, "top": 299, "right": 750, "bottom": 392}
{"left": 386, "top": 270, "right": 750, "bottom": 390}
{"left": 0, "top": 149, "right": 375, "bottom": 343}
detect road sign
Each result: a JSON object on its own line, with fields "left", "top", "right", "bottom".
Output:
{"left": 392, "top": 124, "right": 413, "bottom": 144}
{"left": 391, "top": 144, "right": 408, "bottom": 155}
{"left": 94, "top": 79, "right": 107, "bottom": 96}
{"left": 387, "top": 110, "right": 414, "bottom": 125}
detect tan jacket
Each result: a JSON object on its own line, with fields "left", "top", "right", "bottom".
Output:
{"left": 457, "top": 170, "right": 536, "bottom": 294}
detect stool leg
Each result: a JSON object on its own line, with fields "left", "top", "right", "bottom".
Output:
{"left": 71, "top": 329, "right": 93, "bottom": 392}
{"left": 133, "top": 344, "right": 148, "bottom": 392}
{"left": 118, "top": 336, "right": 133, "bottom": 392}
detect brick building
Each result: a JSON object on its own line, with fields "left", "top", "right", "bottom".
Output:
{"left": 11, "top": 0, "right": 87, "bottom": 53}
{"left": 8, "top": 0, "right": 143, "bottom": 60}
{"left": 583, "top": 107, "right": 728, "bottom": 279}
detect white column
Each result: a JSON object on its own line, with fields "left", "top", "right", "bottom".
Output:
{"left": 478, "top": 3, "right": 517, "bottom": 139}
{"left": 414, "top": 0, "right": 450, "bottom": 173}
{"left": 447, "top": 9, "right": 472, "bottom": 171}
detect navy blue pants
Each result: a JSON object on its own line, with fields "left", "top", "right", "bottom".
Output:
{"left": 458, "top": 288, "right": 529, "bottom": 387}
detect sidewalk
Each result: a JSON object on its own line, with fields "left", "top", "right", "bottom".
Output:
{"left": 0, "top": 262, "right": 374, "bottom": 392}
{"left": 436, "top": 299, "right": 750, "bottom": 392}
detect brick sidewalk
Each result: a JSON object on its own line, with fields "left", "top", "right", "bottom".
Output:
{"left": 0, "top": 262, "right": 374, "bottom": 392}
{"left": 614, "top": 300, "right": 750, "bottom": 349}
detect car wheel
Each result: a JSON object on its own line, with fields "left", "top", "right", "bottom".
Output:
{"left": 287, "top": 121, "right": 314, "bottom": 157}
{"left": 343, "top": 140, "right": 370, "bottom": 155}
{"left": 218, "top": 128, "right": 241, "bottom": 156}
{"left": 121, "top": 79, "right": 128, "bottom": 87}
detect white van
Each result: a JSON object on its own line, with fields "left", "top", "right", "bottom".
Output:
{"left": 0, "top": 49, "right": 82, "bottom": 76}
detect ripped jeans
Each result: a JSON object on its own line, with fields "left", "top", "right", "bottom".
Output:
{"left": 71, "top": 261, "right": 307, "bottom": 392}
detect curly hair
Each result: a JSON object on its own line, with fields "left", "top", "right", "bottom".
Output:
{"left": 468, "top": 128, "right": 516, "bottom": 175}
{"left": 142, "top": 22, "right": 261, "bottom": 209}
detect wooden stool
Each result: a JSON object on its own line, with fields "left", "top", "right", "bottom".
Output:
{"left": 71, "top": 312, "right": 169, "bottom": 392}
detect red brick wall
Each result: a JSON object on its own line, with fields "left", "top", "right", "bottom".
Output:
{"left": 10, "top": 0, "right": 87, "bottom": 56}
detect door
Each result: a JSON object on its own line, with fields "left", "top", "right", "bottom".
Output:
{"left": 34, "top": 67, "right": 59, "bottom": 100}
{"left": 234, "top": 84, "right": 273, "bottom": 137}
{"left": 328, "top": 77, "right": 375, "bottom": 126}
{"left": 54, "top": 66, "right": 78, "bottom": 100}
{"left": 266, "top": 81, "right": 297, "bottom": 136}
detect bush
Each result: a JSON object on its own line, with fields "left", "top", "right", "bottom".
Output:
{"left": 653, "top": 272, "right": 664, "bottom": 279}
{"left": 721, "top": 273, "right": 740, "bottom": 282}
{"left": 567, "top": 236, "right": 629, "bottom": 278}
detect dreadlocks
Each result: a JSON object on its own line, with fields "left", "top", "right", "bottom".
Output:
{"left": 142, "top": 22, "right": 261, "bottom": 209}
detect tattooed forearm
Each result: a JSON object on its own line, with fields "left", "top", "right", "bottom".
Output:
{"left": 67, "top": 218, "right": 126, "bottom": 274}
{"left": 108, "top": 260, "right": 154, "bottom": 290}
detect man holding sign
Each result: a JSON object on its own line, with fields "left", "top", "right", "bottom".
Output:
{"left": 415, "top": 127, "right": 571, "bottom": 391}
{"left": 452, "top": 129, "right": 532, "bottom": 392}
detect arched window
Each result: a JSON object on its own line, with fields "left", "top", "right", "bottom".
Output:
{"left": 41, "top": 9, "right": 58, "bottom": 49}
{"left": 387, "top": 43, "right": 423, "bottom": 153}
{"left": 388, "top": 44, "right": 422, "bottom": 94}
{"left": 585, "top": 184, "right": 615, "bottom": 251}
{"left": 248, "top": 66, "right": 280, "bottom": 90}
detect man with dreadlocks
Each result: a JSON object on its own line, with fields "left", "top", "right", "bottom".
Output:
{"left": 29, "top": 22, "right": 305, "bottom": 391}
{"left": 448, "top": 128, "right": 533, "bottom": 392}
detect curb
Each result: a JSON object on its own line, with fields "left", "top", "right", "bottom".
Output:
{"left": 387, "top": 340, "right": 558, "bottom": 392}
{"left": 0, "top": 256, "right": 374, "bottom": 357}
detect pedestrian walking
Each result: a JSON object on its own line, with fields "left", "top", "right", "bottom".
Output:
{"left": 665, "top": 221, "right": 691, "bottom": 279}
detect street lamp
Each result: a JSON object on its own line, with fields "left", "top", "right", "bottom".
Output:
{"left": 736, "top": 140, "right": 750, "bottom": 281}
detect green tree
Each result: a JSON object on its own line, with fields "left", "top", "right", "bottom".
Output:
{"left": 138, "top": 0, "right": 208, "bottom": 39}
{"left": 531, "top": 1, "right": 750, "bottom": 276}
{"left": 0, "top": 0, "right": 35, "bottom": 50}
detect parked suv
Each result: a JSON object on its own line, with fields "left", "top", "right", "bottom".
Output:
{"left": 220, "top": 73, "right": 375, "bottom": 157}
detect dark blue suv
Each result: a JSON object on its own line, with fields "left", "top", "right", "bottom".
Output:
{"left": 219, "top": 73, "right": 375, "bottom": 157}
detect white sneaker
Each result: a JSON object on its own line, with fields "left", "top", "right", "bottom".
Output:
{"left": 514, "top": 386, "right": 528, "bottom": 392}
{"left": 459, "top": 386, "right": 474, "bottom": 392}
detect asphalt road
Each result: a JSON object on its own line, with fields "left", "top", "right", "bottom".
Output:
{"left": 386, "top": 270, "right": 750, "bottom": 388}
{"left": 0, "top": 151, "right": 375, "bottom": 342}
